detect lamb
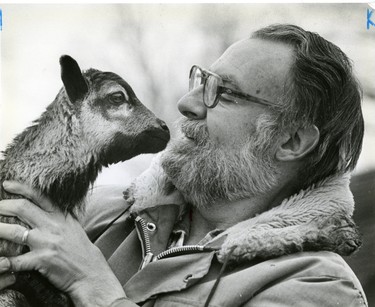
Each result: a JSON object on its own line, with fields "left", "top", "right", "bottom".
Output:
{"left": 0, "top": 55, "right": 170, "bottom": 307}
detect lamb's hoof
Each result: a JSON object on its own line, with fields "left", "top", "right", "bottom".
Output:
{"left": 123, "top": 183, "right": 136, "bottom": 206}
{"left": 314, "top": 215, "right": 362, "bottom": 256}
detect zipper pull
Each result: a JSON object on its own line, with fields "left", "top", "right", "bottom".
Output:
{"left": 140, "top": 252, "right": 154, "bottom": 270}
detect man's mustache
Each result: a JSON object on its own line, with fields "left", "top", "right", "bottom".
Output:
{"left": 175, "top": 117, "right": 209, "bottom": 146}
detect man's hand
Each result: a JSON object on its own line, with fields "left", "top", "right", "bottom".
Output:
{"left": 0, "top": 258, "right": 16, "bottom": 289}
{"left": 0, "top": 181, "right": 130, "bottom": 307}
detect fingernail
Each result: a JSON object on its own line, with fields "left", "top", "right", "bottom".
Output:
{"left": 9, "top": 272, "right": 16, "bottom": 283}
{"left": 0, "top": 257, "right": 10, "bottom": 269}
{"left": 2, "top": 181, "right": 10, "bottom": 189}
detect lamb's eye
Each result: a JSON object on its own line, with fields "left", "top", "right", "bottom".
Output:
{"left": 109, "top": 92, "right": 126, "bottom": 104}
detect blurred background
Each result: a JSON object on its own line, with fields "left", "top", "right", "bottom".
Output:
{"left": 0, "top": 3, "right": 374, "bottom": 305}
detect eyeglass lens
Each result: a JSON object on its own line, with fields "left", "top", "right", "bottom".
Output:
{"left": 204, "top": 75, "right": 219, "bottom": 107}
{"left": 189, "top": 66, "right": 220, "bottom": 108}
{"left": 189, "top": 66, "right": 202, "bottom": 91}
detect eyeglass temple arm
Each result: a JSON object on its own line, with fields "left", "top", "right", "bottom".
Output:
{"left": 218, "top": 86, "right": 276, "bottom": 107}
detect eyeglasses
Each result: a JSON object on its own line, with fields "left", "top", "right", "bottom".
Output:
{"left": 189, "top": 65, "right": 276, "bottom": 109}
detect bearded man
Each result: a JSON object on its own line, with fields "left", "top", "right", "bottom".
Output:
{"left": 0, "top": 24, "right": 368, "bottom": 306}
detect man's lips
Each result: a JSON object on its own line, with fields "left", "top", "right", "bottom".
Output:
{"left": 184, "top": 134, "right": 194, "bottom": 140}
{"left": 179, "top": 128, "right": 192, "bottom": 139}
{"left": 181, "top": 130, "right": 197, "bottom": 142}
{"left": 179, "top": 122, "right": 206, "bottom": 143}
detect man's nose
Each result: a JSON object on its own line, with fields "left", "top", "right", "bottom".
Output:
{"left": 177, "top": 87, "right": 207, "bottom": 119}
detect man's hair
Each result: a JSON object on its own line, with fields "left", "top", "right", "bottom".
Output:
{"left": 252, "top": 24, "right": 364, "bottom": 188}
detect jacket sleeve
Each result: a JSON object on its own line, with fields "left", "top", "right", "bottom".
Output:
{"left": 243, "top": 275, "right": 368, "bottom": 307}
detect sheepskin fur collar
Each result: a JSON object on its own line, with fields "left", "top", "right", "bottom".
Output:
{"left": 209, "top": 174, "right": 361, "bottom": 264}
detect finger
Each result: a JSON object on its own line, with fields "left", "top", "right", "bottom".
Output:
{"left": 3, "top": 181, "right": 55, "bottom": 212}
{"left": 8, "top": 252, "right": 41, "bottom": 273}
{"left": 0, "top": 257, "right": 11, "bottom": 273}
{"left": 0, "top": 198, "right": 48, "bottom": 228}
{"left": 0, "top": 223, "right": 34, "bottom": 246}
{"left": 0, "top": 273, "right": 16, "bottom": 289}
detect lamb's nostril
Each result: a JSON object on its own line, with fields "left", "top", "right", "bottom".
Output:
{"left": 158, "top": 120, "right": 169, "bottom": 132}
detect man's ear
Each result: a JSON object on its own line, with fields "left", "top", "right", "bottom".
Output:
{"left": 276, "top": 125, "right": 320, "bottom": 161}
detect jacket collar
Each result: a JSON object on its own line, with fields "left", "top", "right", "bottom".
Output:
{"left": 132, "top": 173, "right": 361, "bottom": 265}
{"left": 207, "top": 173, "right": 361, "bottom": 263}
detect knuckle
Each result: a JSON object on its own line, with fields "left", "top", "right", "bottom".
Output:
{"left": 37, "top": 251, "right": 51, "bottom": 267}
{"left": 16, "top": 183, "right": 34, "bottom": 199}
{"left": 20, "top": 199, "right": 30, "bottom": 211}
{"left": 49, "top": 223, "right": 61, "bottom": 234}
{"left": 45, "top": 240, "right": 60, "bottom": 253}
{"left": 48, "top": 229, "right": 63, "bottom": 241}
{"left": 11, "top": 229, "right": 20, "bottom": 243}
{"left": 42, "top": 249, "right": 58, "bottom": 265}
{"left": 29, "top": 190, "right": 43, "bottom": 205}
{"left": 10, "top": 257, "right": 22, "bottom": 272}
{"left": 12, "top": 225, "right": 25, "bottom": 242}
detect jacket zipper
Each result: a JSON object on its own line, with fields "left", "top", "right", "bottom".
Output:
{"left": 156, "top": 245, "right": 213, "bottom": 260}
{"left": 135, "top": 216, "right": 216, "bottom": 268}
{"left": 134, "top": 216, "right": 223, "bottom": 307}
{"left": 134, "top": 216, "right": 153, "bottom": 270}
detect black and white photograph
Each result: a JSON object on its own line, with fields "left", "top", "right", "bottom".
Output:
{"left": 0, "top": 3, "right": 374, "bottom": 306}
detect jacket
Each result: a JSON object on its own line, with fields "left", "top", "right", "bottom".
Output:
{"left": 82, "top": 174, "right": 368, "bottom": 306}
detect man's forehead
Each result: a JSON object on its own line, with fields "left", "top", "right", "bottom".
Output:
{"left": 209, "top": 38, "right": 294, "bottom": 100}
{"left": 211, "top": 38, "right": 293, "bottom": 72}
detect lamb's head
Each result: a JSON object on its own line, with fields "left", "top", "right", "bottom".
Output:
{"left": 59, "top": 55, "right": 170, "bottom": 166}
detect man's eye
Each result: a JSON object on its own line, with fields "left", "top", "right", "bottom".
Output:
{"left": 109, "top": 92, "right": 126, "bottom": 104}
{"left": 220, "top": 93, "right": 238, "bottom": 104}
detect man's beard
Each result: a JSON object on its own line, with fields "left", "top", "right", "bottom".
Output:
{"left": 160, "top": 116, "right": 280, "bottom": 209}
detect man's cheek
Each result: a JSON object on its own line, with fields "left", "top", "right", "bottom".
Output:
{"left": 206, "top": 122, "right": 225, "bottom": 145}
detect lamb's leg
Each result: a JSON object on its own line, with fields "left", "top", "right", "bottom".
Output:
{"left": 124, "top": 153, "right": 185, "bottom": 214}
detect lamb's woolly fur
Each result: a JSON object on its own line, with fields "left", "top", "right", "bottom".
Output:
{"left": 127, "top": 155, "right": 361, "bottom": 264}
{"left": 126, "top": 153, "right": 185, "bottom": 215}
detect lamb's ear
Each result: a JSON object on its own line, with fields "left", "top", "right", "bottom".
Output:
{"left": 60, "top": 55, "right": 88, "bottom": 103}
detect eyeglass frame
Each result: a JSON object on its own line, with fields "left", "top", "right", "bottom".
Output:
{"left": 189, "top": 65, "right": 277, "bottom": 109}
